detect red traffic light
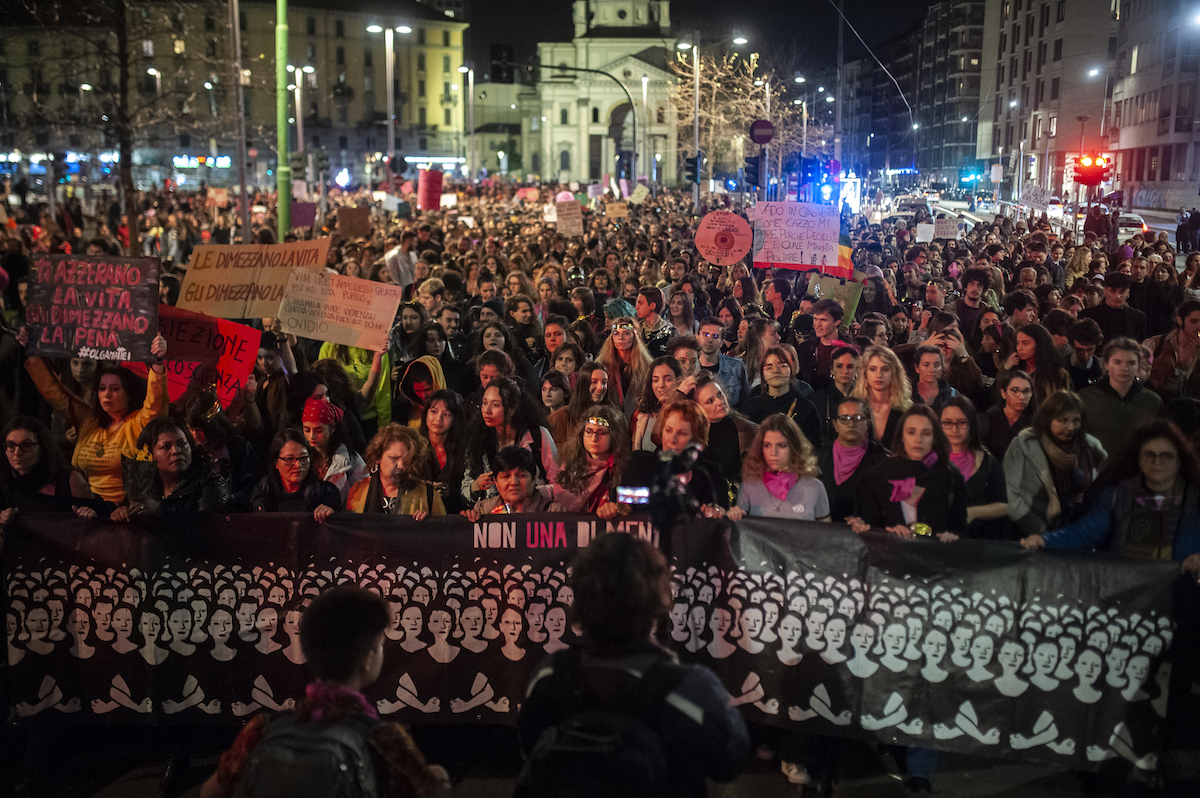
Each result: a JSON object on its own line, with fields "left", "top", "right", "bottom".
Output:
{"left": 1080, "top": 156, "right": 1094, "bottom": 167}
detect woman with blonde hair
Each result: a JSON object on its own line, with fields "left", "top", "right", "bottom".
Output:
{"left": 1065, "top": 246, "right": 1092, "bottom": 288}
{"left": 727, "top": 414, "right": 830, "bottom": 522}
{"left": 851, "top": 345, "right": 912, "bottom": 446}
{"left": 595, "top": 317, "right": 653, "bottom": 416}
{"left": 346, "top": 424, "right": 445, "bottom": 517}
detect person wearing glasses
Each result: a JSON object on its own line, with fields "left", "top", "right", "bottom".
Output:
{"left": 740, "top": 347, "right": 824, "bottom": 447}
{"left": 979, "top": 370, "right": 1034, "bottom": 460}
{"left": 1020, "top": 420, "right": 1200, "bottom": 578}
{"left": 0, "top": 416, "right": 98, "bottom": 529}
{"left": 239, "top": 429, "right": 341, "bottom": 522}
{"left": 695, "top": 317, "right": 750, "bottom": 407}
{"left": 815, "top": 398, "right": 888, "bottom": 523}
{"left": 939, "top": 397, "right": 1009, "bottom": 539}
{"left": 551, "top": 405, "right": 630, "bottom": 517}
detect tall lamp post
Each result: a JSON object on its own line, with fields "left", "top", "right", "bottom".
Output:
{"left": 275, "top": 0, "right": 290, "bottom": 237}
{"left": 368, "top": 24, "right": 412, "bottom": 176}
{"left": 459, "top": 64, "right": 475, "bottom": 180}
{"left": 677, "top": 29, "right": 747, "bottom": 209}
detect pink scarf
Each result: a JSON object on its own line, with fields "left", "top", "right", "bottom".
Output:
{"left": 950, "top": 451, "right": 976, "bottom": 481}
{"left": 306, "top": 681, "right": 378, "bottom": 720}
{"left": 833, "top": 439, "right": 867, "bottom": 485}
{"left": 888, "top": 451, "right": 940, "bottom": 502}
{"left": 763, "top": 470, "right": 799, "bottom": 501}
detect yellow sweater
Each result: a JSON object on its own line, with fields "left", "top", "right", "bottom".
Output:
{"left": 26, "top": 358, "right": 168, "bottom": 504}
{"left": 346, "top": 475, "right": 446, "bottom": 516}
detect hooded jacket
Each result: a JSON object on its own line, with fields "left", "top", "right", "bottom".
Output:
{"left": 394, "top": 355, "right": 447, "bottom": 428}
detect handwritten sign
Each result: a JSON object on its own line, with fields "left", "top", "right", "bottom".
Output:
{"left": 417, "top": 170, "right": 444, "bottom": 210}
{"left": 556, "top": 200, "right": 584, "bottom": 237}
{"left": 277, "top": 270, "right": 403, "bottom": 351}
{"left": 1020, "top": 184, "right": 1052, "bottom": 211}
{"left": 205, "top": 188, "right": 228, "bottom": 208}
{"left": 124, "top": 306, "right": 257, "bottom": 411}
{"left": 915, "top": 223, "right": 936, "bottom": 243}
{"left": 338, "top": 206, "right": 371, "bottom": 239}
{"left": 629, "top": 184, "right": 650, "bottom": 205}
{"left": 750, "top": 202, "right": 839, "bottom": 272}
{"left": 695, "top": 211, "right": 753, "bottom": 266}
{"left": 25, "top": 255, "right": 159, "bottom": 361}
{"left": 586, "top": 184, "right": 604, "bottom": 199}
{"left": 178, "top": 239, "right": 330, "bottom": 319}
{"left": 934, "top": 218, "right": 964, "bottom": 240}
{"left": 607, "top": 202, "right": 629, "bottom": 219}
{"left": 542, "top": 203, "right": 558, "bottom": 223}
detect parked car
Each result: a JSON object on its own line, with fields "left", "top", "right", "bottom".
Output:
{"left": 1116, "top": 214, "right": 1150, "bottom": 241}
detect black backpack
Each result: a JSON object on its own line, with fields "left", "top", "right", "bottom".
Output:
{"left": 514, "top": 648, "right": 690, "bottom": 798}
{"left": 232, "top": 712, "right": 382, "bottom": 798}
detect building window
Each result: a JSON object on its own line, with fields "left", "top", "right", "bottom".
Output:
{"left": 419, "top": 106, "right": 426, "bottom": 125}
{"left": 364, "top": 50, "right": 372, "bottom": 67}
{"left": 174, "top": 39, "right": 185, "bottom": 55}
{"left": 142, "top": 39, "right": 153, "bottom": 57}
{"left": 364, "top": 75, "right": 372, "bottom": 92}
{"left": 417, "top": 28, "right": 426, "bottom": 45}
{"left": 532, "top": 152, "right": 540, "bottom": 172}
{"left": 443, "top": 30, "right": 450, "bottom": 46}
{"left": 418, "top": 53, "right": 426, "bottom": 71}
{"left": 307, "top": 44, "right": 316, "bottom": 61}
{"left": 205, "top": 13, "right": 216, "bottom": 31}
{"left": 207, "top": 39, "right": 217, "bottom": 58}
{"left": 443, "top": 81, "right": 450, "bottom": 97}
{"left": 1053, "top": 38, "right": 1062, "bottom": 61}
{"left": 443, "top": 108, "right": 451, "bottom": 126}
{"left": 1056, "top": 0, "right": 1065, "bottom": 22}
{"left": 339, "top": 135, "right": 348, "bottom": 149}
{"left": 657, "top": 107, "right": 665, "bottom": 124}
{"left": 1051, "top": 77, "right": 1059, "bottom": 99}
{"left": 239, "top": 11, "right": 246, "bottom": 30}
{"left": 307, "top": 17, "right": 316, "bottom": 35}
{"left": 592, "top": 107, "right": 599, "bottom": 123}
{"left": 336, "top": 47, "right": 345, "bottom": 66}
{"left": 531, "top": 116, "right": 539, "bottom": 131}
{"left": 443, "top": 55, "right": 451, "bottom": 72}
{"left": 1049, "top": 116, "right": 1056, "bottom": 136}
{"left": 560, "top": 150, "right": 570, "bottom": 171}
{"left": 418, "top": 80, "right": 425, "bottom": 97}
{"left": 561, "top": 108, "right": 569, "bottom": 124}
{"left": 335, "top": 20, "right": 344, "bottom": 38}
{"left": 338, "top": 102, "right": 348, "bottom": 124}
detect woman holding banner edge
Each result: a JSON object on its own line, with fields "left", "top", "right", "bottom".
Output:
{"left": 19, "top": 327, "right": 169, "bottom": 505}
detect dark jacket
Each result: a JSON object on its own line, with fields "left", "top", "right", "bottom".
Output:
{"left": 739, "top": 388, "right": 824, "bottom": 448}
{"left": 240, "top": 475, "right": 343, "bottom": 513}
{"left": 519, "top": 642, "right": 750, "bottom": 798}
{"left": 145, "top": 469, "right": 230, "bottom": 515}
{"left": 979, "top": 404, "right": 1031, "bottom": 461}
{"left": 960, "top": 450, "right": 1010, "bottom": 540}
{"left": 855, "top": 456, "right": 969, "bottom": 535}
{"left": 1043, "top": 478, "right": 1200, "bottom": 561}
{"left": 816, "top": 439, "right": 889, "bottom": 522}
{"left": 1078, "top": 302, "right": 1147, "bottom": 342}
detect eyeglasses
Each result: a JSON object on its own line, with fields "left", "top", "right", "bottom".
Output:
{"left": 4, "top": 441, "right": 38, "bottom": 453}
{"left": 1006, "top": 387, "right": 1033, "bottom": 396}
{"left": 698, "top": 331, "right": 721, "bottom": 340}
{"left": 277, "top": 456, "right": 311, "bottom": 466}
{"left": 940, "top": 419, "right": 969, "bottom": 430}
{"left": 1140, "top": 450, "right": 1177, "bottom": 464}
{"left": 836, "top": 414, "right": 869, "bottom": 424}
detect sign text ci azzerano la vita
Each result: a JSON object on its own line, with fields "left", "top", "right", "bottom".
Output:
{"left": 181, "top": 243, "right": 324, "bottom": 304}
{"left": 26, "top": 258, "right": 151, "bottom": 348}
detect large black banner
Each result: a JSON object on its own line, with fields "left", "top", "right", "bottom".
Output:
{"left": 2, "top": 513, "right": 1183, "bottom": 774}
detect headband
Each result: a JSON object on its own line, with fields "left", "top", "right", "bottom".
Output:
{"left": 302, "top": 397, "right": 343, "bottom": 427}
{"left": 585, "top": 416, "right": 611, "bottom": 428}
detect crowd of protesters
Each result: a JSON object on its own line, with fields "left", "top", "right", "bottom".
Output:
{"left": 2, "top": 180, "right": 1200, "bottom": 795}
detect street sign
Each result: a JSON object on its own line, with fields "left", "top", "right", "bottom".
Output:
{"left": 749, "top": 119, "right": 775, "bottom": 145}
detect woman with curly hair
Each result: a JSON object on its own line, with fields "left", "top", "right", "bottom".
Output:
{"left": 346, "top": 424, "right": 444, "bottom": 518}
{"left": 727, "top": 414, "right": 829, "bottom": 522}
{"left": 851, "top": 345, "right": 912, "bottom": 446}
{"left": 552, "top": 404, "right": 631, "bottom": 517}
{"left": 595, "top": 317, "right": 653, "bottom": 416}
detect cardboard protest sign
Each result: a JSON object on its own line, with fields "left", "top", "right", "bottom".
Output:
{"left": 124, "top": 306, "right": 257, "bottom": 411}
{"left": 25, "top": 255, "right": 159, "bottom": 361}
{"left": 1020, "top": 184, "right": 1052, "bottom": 211}
{"left": 629, "top": 184, "right": 650, "bottom": 205}
{"left": 338, "top": 206, "right": 371, "bottom": 240}
{"left": 178, "top": 239, "right": 330, "bottom": 319}
{"left": 750, "top": 202, "right": 839, "bottom": 272}
{"left": 811, "top": 273, "right": 865, "bottom": 323}
{"left": 586, "top": 184, "right": 604, "bottom": 199}
{"left": 934, "top": 218, "right": 963, "bottom": 239}
{"left": 440, "top": 193, "right": 458, "bottom": 208}
{"left": 277, "top": 269, "right": 404, "bottom": 351}
{"left": 556, "top": 200, "right": 584, "bottom": 237}
{"left": 915, "top": 223, "right": 936, "bottom": 243}
{"left": 607, "top": 201, "right": 629, "bottom": 219}
{"left": 205, "top": 188, "right": 228, "bottom": 208}
{"left": 619, "top": 179, "right": 631, "bottom": 198}
{"left": 542, "top": 203, "right": 558, "bottom": 223}
{"left": 516, "top": 187, "right": 540, "bottom": 201}
{"left": 695, "top": 210, "right": 752, "bottom": 266}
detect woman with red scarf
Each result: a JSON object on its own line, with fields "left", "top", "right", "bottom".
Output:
{"left": 551, "top": 404, "right": 629, "bottom": 519}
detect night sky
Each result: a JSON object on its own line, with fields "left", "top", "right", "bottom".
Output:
{"left": 467, "top": 0, "right": 930, "bottom": 78}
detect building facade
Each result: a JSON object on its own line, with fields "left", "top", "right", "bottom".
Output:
{"left": 1107, "top": 1, "right": 1200, "bottom": 211}
{"left": 0, "top": 0, "right": 468, "bottom": 190}
{"left": 975, "top": 0, "right": 1117, "bottom": 200}
{"left": 474, "top": 0, "right": 679, "bottom": 185}
{"left": 915, "top": 1, "right": 985, "bottom": 185}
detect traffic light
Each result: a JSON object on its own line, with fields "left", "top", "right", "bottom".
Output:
{"left": 288, "top": 151, "right": 305, "bottom": 173}
{"left": 1074, "top": 153, "right": 1108, "bottom": 187}
{"left": 1096, "top": 155, "right": 1112, "bottom": 184}
{"left": 387, "top": 154, "right": 404, "bottom": 175}
{"left": 800, "top": 157, "right": 821, "bottom": 185}
{"left": 744, "top": 155, "right": 760, "bottom": 188}
{"left": 683, "top": 151, "right": 702, "bottom": 183}
{"left": 313, "top": 149, "right": 331, "bottom": 176}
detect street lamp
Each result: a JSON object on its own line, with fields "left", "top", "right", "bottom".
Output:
{"left": 459, "top": 63, "right": 475, "bottom": 180}
{"left": 677, "top": 30, "right": 748, "bottom": 206}
{"left": 146, "top": 67, "right": 161, "bottom": 96}
{"left": 367, "top": 23, "right": 413, "bottom": 176}
{"left": 497, "top": 149, "right": 507, "bottom": 176}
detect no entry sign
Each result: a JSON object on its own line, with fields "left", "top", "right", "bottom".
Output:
{"left": 749, "top": 119, "right": 775, "bottom": 145}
